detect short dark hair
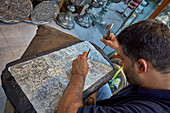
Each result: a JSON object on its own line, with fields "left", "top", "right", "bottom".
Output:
{"left": 117, "top": 19, "right": 170, "bottom": 74}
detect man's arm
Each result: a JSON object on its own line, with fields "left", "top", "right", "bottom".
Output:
{"left": 56, "top": 52, "right": 89, "bottom": 113}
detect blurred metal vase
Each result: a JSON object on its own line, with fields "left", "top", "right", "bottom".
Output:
{"left": 91, "top": 0, "right": 122, "bottom": 25}
{"left": 74, "top": 0, "right": 107, "bottom": 28}
{"left": 56, "top": 0, "right": 92, "bottom": 29}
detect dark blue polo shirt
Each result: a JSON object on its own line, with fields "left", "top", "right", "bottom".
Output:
{"left": 78, "top": 85, "right": 170, "bottom": 113}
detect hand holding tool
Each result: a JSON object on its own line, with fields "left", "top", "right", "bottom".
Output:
{"left": 105, "top": 23, "right": 114, "bottom": 40}
{"left": 102, "top": 23, "right": 114, "bottom": 50}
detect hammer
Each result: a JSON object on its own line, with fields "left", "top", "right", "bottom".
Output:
{"left": 103, "top": 23, "right": 114, "bottom": 50}
{"left": 105, "top": 23, "right": 114, "bottom": 40}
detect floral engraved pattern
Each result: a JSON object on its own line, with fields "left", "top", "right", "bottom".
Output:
{"left": 8, "top": 41, "right": 112, "bottom": 113}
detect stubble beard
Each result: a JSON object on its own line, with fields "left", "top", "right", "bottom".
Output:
{"left": 124, "top": 66, "right": 141, "bottom": 85}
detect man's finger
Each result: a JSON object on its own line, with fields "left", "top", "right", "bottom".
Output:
{"left": 103, "top": 35, "right": 107, "bottom": 39}
{"left": 103, "top": 38, "right": 111, "bottom": 43}
{"left": 77, "top": 54, "right": 81, "bottom": 58}
{"left": 82, "top": 51, "right": 88, "bottom": 57}
{"left": 100, "top": 39, "right": 107, "bottom": 45}
{"left": 101, "top": 38, "right": 107, "bottom": 42}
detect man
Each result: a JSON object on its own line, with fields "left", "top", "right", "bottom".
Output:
{"left": 56, "top": 19, "right": 170, "bottom": 113}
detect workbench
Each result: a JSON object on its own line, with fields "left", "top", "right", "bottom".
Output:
{"left": 3, "top": 23, "right": 126, "bottom": 113}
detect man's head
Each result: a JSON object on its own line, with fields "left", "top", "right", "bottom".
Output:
{"left": 117, "top": 19, "right": 170, "bottom": 87}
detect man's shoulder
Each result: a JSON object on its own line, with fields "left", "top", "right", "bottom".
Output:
{"left": 94, "top": 85, "right": 170, "bottom": 113}
{"left": 78, "top": 85, "right": 170, "bottom": 113}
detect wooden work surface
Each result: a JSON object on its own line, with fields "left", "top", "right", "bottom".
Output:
{"left": 22, "top": 25, "right": 80, "bottom": 58}
{"left": 5, "top": 25, "right": 80, "bottom": 113}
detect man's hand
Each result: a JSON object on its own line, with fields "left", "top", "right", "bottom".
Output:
{"left": 72, "top": 52, "right": 89, "bottom": 77}
{"left": 100, "top": 33, "right": 119, "bottom": 51}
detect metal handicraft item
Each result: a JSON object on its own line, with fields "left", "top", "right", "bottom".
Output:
{"left": 0, "top": 0, "right": 33, "bottom": 23}
{"left": 74, "top": 0, "right": 107, "bottom": 28}
{"left": 91, "top": 0, "right": 122, "bottom": 25}
{"left": 8, "top": 41, "right": 113, "bottom": 113}
{"left": 116, "top": 0, "right": 142, "bottom": 18}
{"left": 31, "top": 1, "right": 59, "bottom": 24}
{"left": 56, "top": 0, "right": 92, "bottom": 29}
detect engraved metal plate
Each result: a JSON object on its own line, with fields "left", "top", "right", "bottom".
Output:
{"left": 8, "top": 41, "right": 112, "bottom": 113}
{"left": 31, "top": 1, "right": 59, "bottom": 24}
{"left": 0, "top": 0, "right": 33, "bottom": 23}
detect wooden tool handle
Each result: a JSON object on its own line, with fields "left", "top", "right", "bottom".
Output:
{"left": 106, "top": 30, "right": 111, "bottom": 40}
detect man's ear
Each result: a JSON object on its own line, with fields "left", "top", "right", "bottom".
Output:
{"left": 136, "top": 59, "right": 148, "bottom": 74}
